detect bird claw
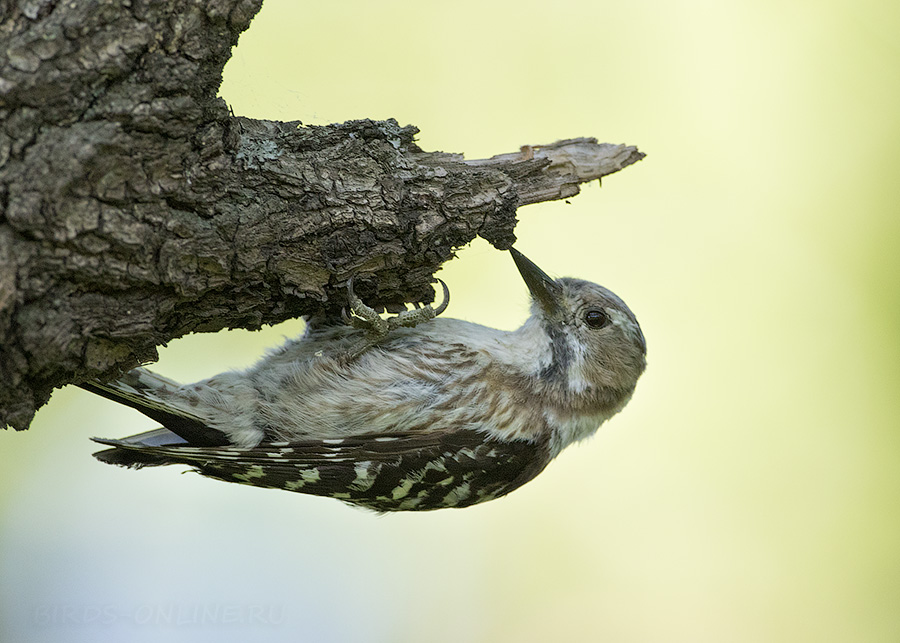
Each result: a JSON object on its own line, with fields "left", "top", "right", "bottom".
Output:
{"left": 342, "top": 277, "right": 450, "bottom": 340}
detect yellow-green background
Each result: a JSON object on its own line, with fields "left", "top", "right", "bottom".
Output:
{"left": 3, "top": 1, "right": 899, "bottom": 641}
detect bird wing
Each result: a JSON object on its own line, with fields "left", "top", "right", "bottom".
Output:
{"left": 92, "top": 429, "right": 550, "bottom": 512}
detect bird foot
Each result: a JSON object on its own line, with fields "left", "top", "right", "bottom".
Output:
{"left": 342, "top": 277, "right": 450, "bottom": 341}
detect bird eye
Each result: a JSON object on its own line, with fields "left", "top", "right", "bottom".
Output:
{"left": 584, "top": 308, "right": 610, "bottom": 329}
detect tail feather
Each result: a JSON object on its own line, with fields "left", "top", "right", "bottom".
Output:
{"left": 91, "top": 437, "right": 185, "bottom": 468}
{"left": 80, "top": 368, "right": 229, "bottom": 447}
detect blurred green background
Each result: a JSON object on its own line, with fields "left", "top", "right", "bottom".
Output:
{"left": 3, "top": 1, "right": 899, "bottom": 641}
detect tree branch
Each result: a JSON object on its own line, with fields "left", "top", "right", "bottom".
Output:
{"left": 0, "top": 0, "right": 644, "bottom": 430}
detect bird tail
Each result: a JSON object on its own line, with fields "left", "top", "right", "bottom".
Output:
{"left": 91, "top": 439, "right": 175, "bottom": 468}
{"left": 79, "top": 368, "right": 230, "bottom": 447}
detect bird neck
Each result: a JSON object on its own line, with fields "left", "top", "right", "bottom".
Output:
{"left": 501, "top": 316, "right": 636, "bottom": 454}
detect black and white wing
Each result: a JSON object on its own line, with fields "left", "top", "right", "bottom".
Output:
{"left": 92, "top": 429, "right": 551, "bottom": 512}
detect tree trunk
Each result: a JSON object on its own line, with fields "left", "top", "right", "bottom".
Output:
{"left": 0, "top": 0, "right": 644, "bottom": 430}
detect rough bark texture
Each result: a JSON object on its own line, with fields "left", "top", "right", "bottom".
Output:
{"left": 0, "top": 0, "right": 644, "bottom": 430}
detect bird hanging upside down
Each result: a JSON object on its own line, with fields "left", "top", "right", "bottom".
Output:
{"left": 82, "top": 249, "right": 646, "bottom": 512}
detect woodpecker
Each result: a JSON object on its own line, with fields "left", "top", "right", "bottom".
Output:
{"left": 83, "top": 249, "right": 646, "bottom": 512}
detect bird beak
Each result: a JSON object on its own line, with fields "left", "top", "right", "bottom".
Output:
{"left": 509, "top": 248, "right": 565, "bottom": 317}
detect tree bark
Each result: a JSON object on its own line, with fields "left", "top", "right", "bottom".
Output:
{"left": 0, "top": 0, "right": 644, "bottom": 430}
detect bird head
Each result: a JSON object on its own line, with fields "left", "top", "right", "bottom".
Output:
{"left": 510, "top": 248, "right": 646, "bottom": 394}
